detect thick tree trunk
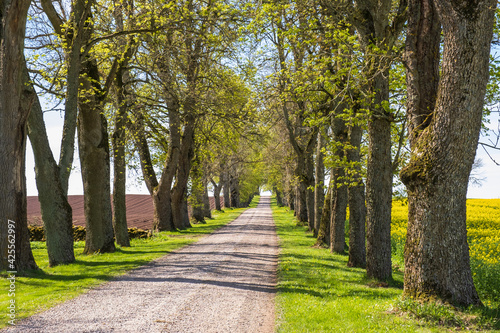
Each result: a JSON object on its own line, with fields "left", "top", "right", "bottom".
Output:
{"left": 0, "top": 2, "right": 37, "bottom": 272}
{"left": 27, "top": 70, "right": 75, "bottom": 265}
{"left": 400, "top": 0, "right": 495, "bottom": 306}
{"left": 313, "top": 131, "right": 325, "bottom": 237}
{"left": 347, "top": 124, "right": 366, "bottom": 268}
{"left": 79, "top": 60, "right": 115, "bottom": 254}
{"left": 365, "top": 69, "right": 393, "bottom": 281}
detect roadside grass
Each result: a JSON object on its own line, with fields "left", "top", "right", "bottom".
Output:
{"left": 271, "top": 197, "right": 500, "bottom": 332}
{"left": 0, "top": 197, "right": 258, "bottom": 328}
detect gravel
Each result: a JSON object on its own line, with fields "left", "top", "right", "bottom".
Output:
{"left": 5, "top": 196, "right": 278, "bottom": 333}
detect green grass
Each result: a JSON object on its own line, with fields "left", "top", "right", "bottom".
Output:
{"left": 0, "top": 198, "right": 258, "bottom": 328}
{"left": 272, "top": 197, "right": 500, "bottom": 332}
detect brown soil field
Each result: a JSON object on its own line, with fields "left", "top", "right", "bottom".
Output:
{"left": 27, "top": 195, "right": 224, "bottom": 230}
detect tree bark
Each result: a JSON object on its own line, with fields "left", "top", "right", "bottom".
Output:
{"left": 347, "top": 124, "right": 366, "bottom": 268}
{"left": 351, "top": 0, "right": 406, "bottom": 282}
{"left": 330, "top": 116, "right": 348, "bottom": 254}
{"left": 305, "top": 152, "right": 315, "bottom": 231}
{"left": 287, "top": 185, "right": 295, "bottom": 211}
{"left": 111, "top": 5, "right": 136, "bottom": 247}
{"left": 316, "top": 170, "right": 333, "bottom": 247}
{"left": 211, "top": 178, "right": 223, "bottom": 211}
{"left": 313, "top": 130, "right": 325, "bottom": 237}
{"left": 400, "top": 0, "right": 495, "bottom": 306}
{"left": 130, "top": 105, "right": 178, "bottom": 231}
{"left": 203, "top": 176, "right": 211, "bottom": 218}
{"left": 112, "top": 56, "right": 134, "bottom": 247}
{"left": 365, "top": 70, "right": 393, "bottom": 280}
{"left": 222, "top": 172, "right": 231, "bottom": 209}
{"left": 78, "top": 60, "right": 115, "bottom": 254}
{"left": 26, "top": 67, "right": 75, "bottom": 265}
{"left": 229, "top": 174, "right": 240, "bottom": 208}
{"left": 171, "top": 113, "right": 196, "bottom": 229}
{"left": 0, "top": 0, "right": 37, "bottom": 272}
{"left": 190, "top": 158, "right": 206, "bottom": 223}
{"left": 330, "top": 167, "right": 348, "bottom": 254}
{"left": 274, "top": 186, "right": 283, "bottom": 207}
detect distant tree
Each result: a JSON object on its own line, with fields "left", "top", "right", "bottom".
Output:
{"left": 401, "top": 0, "right": 496, "bottom": 306}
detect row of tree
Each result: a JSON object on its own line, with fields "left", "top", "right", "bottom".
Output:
{"left": 0, "top": 0, "right": 498, "bottom": 310}
{"left": 259, "top": 0, "right": 498, "bottom": 307}
{"left": 1, "top": 0, "right": 262, "bottom": 271}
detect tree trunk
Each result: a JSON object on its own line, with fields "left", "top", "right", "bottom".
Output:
{"left": 190, "top": 159, "right": 206, "bottom": 223}
{"left": 130, "top": 104, "right": 178, "bottom": 232}
{"left": 305, "top": 152, "right": 315, "bottom": 231}
{"left": 203, "top": 176, "right": 211, "bottom": 218}
{"left": 78, "top": 60, "right": 115, "bottom": 254}
{"left": 330, "top": 167, "right": 347, "bottom": 254}
{"left": 112, "top": 61, "right": 131, "bottom": 248}
{"left": 347, "top": 124, "right": 366, "bottom": 268}
{"left": 222, "top": 173, "right": 231, "bottom": 209}
{"left": 400, "top": 0, "right": 495, "bottom": 306}
{"left": 314, "top": 130, "right": 325, "bottom": 237}
{"left": 330, "top": 116, "right": 348, "bottom": 254}
{"left": 229, "top": 174, "right": 240, "bottom": 208}
{"left": 351, "top": 0, "right": 406, "bottom": 282}
{"left": 288, "top": 186, "right": 295, "bottom": 211}
{"left": 171, "top": 116, "right": 195, "bottom": 229}
{"left": 295, "top": 175, "right": 308, "bottom": 224}
{"left": 316, "top": 177, "right": 332, "bottom": 247}
{"left": 26, "top": 68, "right": 75, "bottom": 265}
{"left": 274, "top": 186, "right": 283, "bottom": 207}
{"left": 365, "top": 71, "right": 393, "bottom": 280}
{"left": 211, "top": 178, "right": 223, "bottom": 211}
{"left": 0, "top": 1, "right": 37, "bottom": 272}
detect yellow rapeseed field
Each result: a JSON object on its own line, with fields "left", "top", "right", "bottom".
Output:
{"left": 391, "top": 199, "right": 500, "bottom": 303}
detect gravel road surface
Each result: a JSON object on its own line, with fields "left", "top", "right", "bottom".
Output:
{"left": 6, "top": 196, "right": 277, "bottom": 333}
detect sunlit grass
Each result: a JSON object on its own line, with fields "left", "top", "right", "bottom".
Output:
{"left": 0, "top": 198, "right": 258, "bottom": 328}
{"left": 273, "top": 197, "right": 500, "bottom": 332}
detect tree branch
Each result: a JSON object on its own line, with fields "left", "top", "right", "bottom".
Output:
{"left": 40, "top": 0, "right": 64, "bottom": 37}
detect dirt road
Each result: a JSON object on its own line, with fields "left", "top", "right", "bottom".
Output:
{"left": 6, "top": 196, "right": 278, "bottom": 333}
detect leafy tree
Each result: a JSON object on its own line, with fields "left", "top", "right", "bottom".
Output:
{"left": 400, "top": 0, "right": 496, "bottom": 306}
{"left": 0, "top": 0, "right": 37, "bottom": 272}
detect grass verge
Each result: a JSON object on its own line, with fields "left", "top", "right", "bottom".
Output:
{"left": 271, "top": 197, "right": 499, "bottom": 332}
{"left": 0, "top": 197, "right": 258, "bottom": 328}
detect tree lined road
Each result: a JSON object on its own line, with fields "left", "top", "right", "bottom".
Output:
{"left": 6, "top": 197, "right": 277, "bottom": 333}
